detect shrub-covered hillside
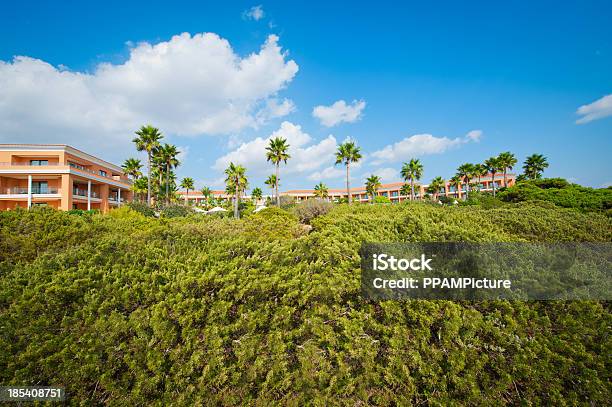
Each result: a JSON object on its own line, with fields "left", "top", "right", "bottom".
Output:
{"left": 0, "top": 205, "right": 610, "bottom": 405}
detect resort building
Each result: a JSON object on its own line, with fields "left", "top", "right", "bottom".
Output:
{"left": 282, "top": 174, "right": 516, "bottom": 203}
{"left": 0, "top": 144, "right": 132, "bottom": 212}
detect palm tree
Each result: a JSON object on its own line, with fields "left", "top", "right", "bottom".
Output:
{"left": 335, "top": 141, "right": 362, "bottom": 204}
{"left": 400, "top": 158, "right": 424, "bottom": 201}
{"left": 133, "top": 125, "right": 163, "bottom": 205}
{"left": 251, "top": 187, "right": 263, "bottom": 204}
{"left": 122, "top": 158, "right": 143, "bottom": 180}
{"left": 427, "top": 176, "right": 445, "bottom": 201}
{"left": 497, "top": 152, "right": 518, "bottom": 187}
{"left": 313, "top": 182, "right": 329, "bottom": 199}
{"left": 365, "top": 175, "right": 382, "bottom": 204}
{"left": 456, "top": 163, "right": 475, "bottom": 200}
{"left": 484, "top": 156, "right": 502, "bottom": 197}
{"left": 133, "top": 177, "right": 148, "bottom": 202}
{"left": 266, "top": 137, "right": 291, "bottom": 207}
{"left": 449, "top": 175, "right": 462, "bottom": 201}
{"left": 474, "top": 163, "right": 488, "bottom": 191}
{"left": 265, "top": 174, "right": 277, "bottom": 202}
{"left": 200, "top": 186, "right": 212, "bottom": 207}
{"left": 157, "top": 144, "right": 180, "bottom": 204}
{"left": 400, "top": 183, "right": 411, "bottom": 201}
{"left": 225, "top": 163, "right": 248, "bottom": 219}
{"left": 180, "top": 177, "right": 195, "bottom": 205}
{"left": 523, "top": 154, "right": 549, "bottom": 180}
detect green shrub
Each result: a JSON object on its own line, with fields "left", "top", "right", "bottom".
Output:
{"left": 372, "top": 195, "right": 391, "bottom": 204}
{"left": 0, "top": 204, "right": 610, "bottom": 405}
{"left": 160, "top": 204, "right": 191, "bottom": 218}
{"left": 292, "top": 199, "right": 333, "bottom": 224}
{"left": 127, "top": 201, "right": 156, "bottom": 217}
{"left": 498, "top": 178, "right": 612, "bottom": 212}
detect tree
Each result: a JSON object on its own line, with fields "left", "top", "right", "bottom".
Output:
{"left": 314, "top": 182, "right": 329, "bottom": 199}
{"left": 133, "top": 177, "right": 148, "bottom": 202}
{"left": 427, "top": 176, "right": 445, "bottom": 201}
{"left": 523, "top": 154, "right": 549, "bottom": 180}
{"left": 498, "top": 151, "right": 518, "bottom": 187}
{"left": 225, "top": 163, "right": 248, "bottom": 219}
{"left": 200, "top": 187, "right": 212, "bottom": 207}
{"left": 456, "top": 163, "right": 475, "bottom": 200}
{"left": 484, "top": 156, "right": 502, "bottom": 197}
{"left": 365, "top": 175, "right": 382, "bottom": 204}
{"left": 157, "top": 144, "right": 180, "bottom": 204}
{"left": 265, "top": 174, "right": 277, "bottom": 202}
{"left": 335, "top": 141, "right": 362, "bottom": 204}
{"left": 400, "top": 183, "right": 411, "bottom": 201}
{"left": 474, "top": 163, "right": 489, "bottom": 191}
{"left": 133, "top": 125, "right": 163, "bottom": 206}
{"left": 122, "top": 158, "right": 143, "bottom": 180}
{"left": 401, "top": 159, "right": 424, "bottom": 201}
{"left": 449, "top": 175, "right": 463, "bottom": 201}
{"left": 180, "top": 177, "right": 195, "bottom": 205}
{"left": 266, "top": 137, "right": 291, "bottom": 207}
{"left": 251, "top": 187, "right": 263, "bottom": 204}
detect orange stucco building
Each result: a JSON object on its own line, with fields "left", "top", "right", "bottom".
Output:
{"left": 0, "top": 144, "right": 132, "bottom": 212}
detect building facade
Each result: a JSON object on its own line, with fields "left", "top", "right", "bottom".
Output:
{"left": 0, "top": 144, "right": 132, "bottom": 212}
{"left": 282, "top": 174, "right": 515, "bottom": 203}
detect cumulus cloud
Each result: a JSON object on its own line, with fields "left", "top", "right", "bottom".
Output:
{"left": 0, "top": 33, "right": 298, "bottom": 160}
{"left": 312, "top": 99, "right": 366, "bottom": 127}
{"left": 576, "top": 94, "right": 612, "bottom": 124}
{"left": 367, "top": 167, "right": 401, "bottom": 183}
{"left": 213, "top": 121, "right": 338, "bottom": 177}
{"left": 370, "top": 130, "right": 482, "bottom": 165}
{"left": 243, "top": 5, "right": 265, "bottom": 21}
{"left": 256, "top": 98, "right": 295, "bottom": 123}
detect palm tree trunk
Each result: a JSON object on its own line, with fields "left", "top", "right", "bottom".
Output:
{"left": 234, "top": 181, "right": 239, "bottom": 219}
{"left": 410, "top": 179, "right": 414, "bottom": 201}
{"left": 492, "top": 172, "right": 496, "bottom": 197}
{"left": 465, "top": 177, "right": 469, "bottom": 200}
{"left": 147, "top": 153, "right": 152, "bottom": 206}
{"left": 346, "top": 163, "right": 351, "bottom": 204}
{"left": 275, "top": 164, "right": 280, "bottom": 207}
{"left": 165, "top": 163, "right": 170, "bottom": 205}
{"left": 503, "top": 169, "right": 508, "bottom": 187}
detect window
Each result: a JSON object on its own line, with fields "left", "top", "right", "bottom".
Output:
{"left": 69, "top": 162, "right": 86, "bottom": 170}
{"left": 391, "top": 191, "right": 398, "bottom": 197}
{"left": 382, "top": 192, "right": 388, "bottom": 197}
{"left": 99, "top": 170, "right": 107, "bottom": 177}
{"left": 30, "top": 160, "right": 48, "bottom": 166}
{"left": 32, "top": 181, "right": 48, "bottom": 194}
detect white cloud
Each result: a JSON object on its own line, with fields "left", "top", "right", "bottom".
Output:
{"left": 0, "top": 33, "right": 298, "bottom": 160}
{"left": 576, "top": 94, "right": 612, "bottom": 124}
{"left": 308, "top": 160, "right": 363, "bottom": 181}
{"left": 312, "top": 99, "right": 366, "bottom": 127}
{"left": 370, "top": 130, "right": 482, "bottom": 165}
{"left": 256, "top": 98, "right": 295, "bottom": 123}
{"left": 367, "top": 167, "right": 401, "bottom": 183}
{"left": 213, "top": 121, "right": 338, "bottom": 177}
{"left": 243, "top": 5, "right": 265, "bottom": 21}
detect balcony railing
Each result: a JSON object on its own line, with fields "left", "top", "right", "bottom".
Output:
{"left": 4, "top": 187, "right": 60, "bottom": 194}
{"left": 0, "top": 162, "right": 131, "bottom": 184}
{"left": 73, "top": 189, "right": 100, "bottom": 198}
{"left": 108, "top": 195, "right": 126, "bottom": 202}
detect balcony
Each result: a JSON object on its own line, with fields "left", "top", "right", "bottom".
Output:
{"left": 5, "top": 187, "right": 60, "bottom": 194}
{"left": 73, "top": 188, "right": 100, "bottom": 198}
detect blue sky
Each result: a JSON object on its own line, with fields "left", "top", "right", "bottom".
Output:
{"left": 1, "top": 0, "right": 611, "bottom": 189}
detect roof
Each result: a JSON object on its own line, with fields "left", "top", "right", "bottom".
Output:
{"left": 0, "top": 143, "right": 125, "bottom": 173}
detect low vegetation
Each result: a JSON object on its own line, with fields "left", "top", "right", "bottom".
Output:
{"left": 0, "top": 203, "right": 610, "bottom": 405}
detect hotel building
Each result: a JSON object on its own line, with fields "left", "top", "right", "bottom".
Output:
{"left": 282, "top": 174, "right": 516, "bottom": 203}
{"left": 0, "top": 144, "right": 132, "bottom": 212}
{"left": 179, "top": 174, "right": 515, "bottom": 205}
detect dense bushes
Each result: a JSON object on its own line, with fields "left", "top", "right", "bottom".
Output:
{"left": 0, "top": 204, "right": 610, "bottom": 405}
{"left": 498, "top": 178, "right": 612, "bottom": 213}
{"left": 292, "top": 199, "right": 333, "bottom": 224}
